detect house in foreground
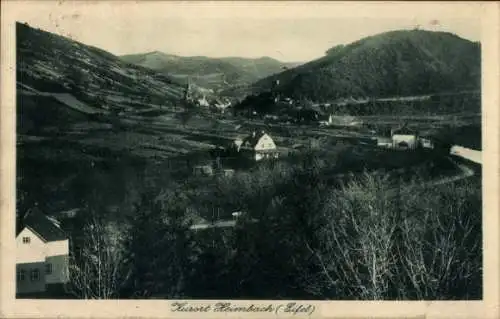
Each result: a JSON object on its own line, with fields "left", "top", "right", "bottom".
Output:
{"left": 16, "top": 208, "right": 69, "bottom": 297}
{"left": 237, "top": 131, "right": 280, "bottom": 161}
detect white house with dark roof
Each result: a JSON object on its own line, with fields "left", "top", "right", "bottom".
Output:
{"left": 16, "top": 208, "right": 69, "bottom": 296}
{"left": 391, "top": 126, "right": 419, "bottom": 150}
{"left": 239, "top": 131, "right": 279, "bottom": 161}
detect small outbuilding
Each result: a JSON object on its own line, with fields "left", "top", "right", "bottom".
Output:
{"left": 193, "top": 165, "right": 214, "bottom": 176}
{"left": 391, "top": 126, "right": 419, "bottom": 150}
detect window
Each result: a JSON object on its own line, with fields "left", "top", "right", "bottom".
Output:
{"left": 17, "top": 270, "right": 25, "bottom": 281}
{"left": 45, "top": 263, "right": 52, "bottom": 275}
{"left": 22, "top": 237, "right": 30, "bottom": 244}
{"left": 30, "top": 269, "right": 40, "bottom": 282}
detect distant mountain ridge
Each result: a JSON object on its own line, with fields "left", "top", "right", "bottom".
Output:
{"left": 17, "top": 22, "right": 187, "bottom": 115}
{"left": 251, "top": 29, "right": 481, "bottom": 102}
{"left": 121, "top": 51, "right": 300, "bottom": 92}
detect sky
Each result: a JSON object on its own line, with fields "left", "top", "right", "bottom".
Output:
{"left": 12, "top": 1, "right": 482, "bottom": 63}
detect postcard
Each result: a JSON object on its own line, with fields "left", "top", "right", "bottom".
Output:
{"left": 1, "top": 1, "right": 498, "bottom": 318}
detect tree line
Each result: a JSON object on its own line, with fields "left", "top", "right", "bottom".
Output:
{"left": 63, "top": 151, "right": 482, "bottom": 300}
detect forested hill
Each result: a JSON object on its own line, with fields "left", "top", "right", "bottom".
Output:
{"left": 16, "top": 22, "right": 187, "bottom": 114}
{"left": 252, "top": 30, "right": 481, "bottom": 102}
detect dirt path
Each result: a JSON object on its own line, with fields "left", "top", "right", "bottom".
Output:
{"left": 423, "top": 158, "right": 475, "bottom": 188}
{"left": 397, "top": 147, "right": 480, "bottom": 195}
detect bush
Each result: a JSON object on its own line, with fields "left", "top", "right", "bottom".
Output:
{"left": 302, "top": 173, "right": 482, "bottom": 299}
{"left": 56, "top": 147, "right": 481, "bottom": 300}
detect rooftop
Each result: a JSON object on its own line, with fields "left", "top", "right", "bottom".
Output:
{"left": 392, "top": 126, "right": 418, "bottom": 135}
{"left": 18, "top": 207, "right": 67, "bottom": 242}
{"left": 241, "top": 131, "right": 268, "bottom": 149}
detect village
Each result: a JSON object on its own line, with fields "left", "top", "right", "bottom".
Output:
{"left": 13, "top": 16, "right": 484, "bottom": 302}
{"left": 15, "top": 94, "right": 480, "bottom": 297}
{"left": 15, "top": 79, "right": 481, "bottom": 297}
{"left": 14, "top": 74, "right": 482, "bottom": 299}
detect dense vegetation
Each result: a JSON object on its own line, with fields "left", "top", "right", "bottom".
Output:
{"left": 432, "top": 123, "right": 482, "bottom": 150}
{"left": 19, "top": 142, "right": 480, "bottom": 300}
{"left": 251, "top": 30, "right": 480, "bottom": 102}
{"left": 234, "top": 92, "right": 481, "bottom": 120}
{"left": 57, "top": 150, "right": 481, "bottom": 300}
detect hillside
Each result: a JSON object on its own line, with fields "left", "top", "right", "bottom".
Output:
{"left": 121, "top": 51, "right": 298, "bottom": 93}
{"left": 17, "top": 21, "right": 187, "bottom": 123}
{"left": 16, "top": 22, "right": 243, "bottom": 216}
{"left": 251, "top": 30, "right": 481, "bottom": 102}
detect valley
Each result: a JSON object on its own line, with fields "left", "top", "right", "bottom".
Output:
{"left": 14, "top": 21, "right": 482, "bottom": 300}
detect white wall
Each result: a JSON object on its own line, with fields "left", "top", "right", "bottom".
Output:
{"left": 393, "top": 135, "right": 417, "bottom": 149}
{"left": 45, "top": 254, "right": 69, "bottom": 284}
{"left": 16, "top": 228, "right": 47, "bottom": 294}
{"left": 16, "top": 228, "right": 46, "bottom": 263}
{"left": 45, "top": 239, "right": 69, "bottom": 284}
{"left": 16, "top": 229, "right": 70, "bottom": 294}
{"left": 45, "top": 239, "right": 69, "bottom": 257}
{"left": 421, "top": 138, "right": 434, "bottom": 149}
{"left": 255, "top": 134, "right": 276, "bottom": 151}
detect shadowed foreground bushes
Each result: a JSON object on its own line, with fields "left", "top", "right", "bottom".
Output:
{"left": 300, "top": 173, "right": 482, "bottom": 299}
{"left": 177, "top": 165, "right": 481, "bottom": 300}
{"left": 65, "top": 155, "right": 481, "bottom": 300}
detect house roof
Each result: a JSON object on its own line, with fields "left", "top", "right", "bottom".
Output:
{"left": 392, "top": 126, "right": 417, "bottom": 135}
{"left": 18, "top": 207, "right": 67, "bottom": 242}
{"left": 242, "top": 131, "right": 267, "bottom": 149}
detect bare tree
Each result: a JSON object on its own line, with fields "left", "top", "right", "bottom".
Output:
{"left": 299, "top": 170, "right": 481, "bottom": 300}
{"left": 65, "top": 216, "right": 129, "bottom": 299}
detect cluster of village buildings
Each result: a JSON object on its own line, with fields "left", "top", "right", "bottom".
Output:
{"left": 184, "top": 82, "right": 232, "bottom": 113}
{"left": 192, "top": 121, "right": 435, "bottom": 182}
{"left": 195, "top": 95, "right": 232, "bottom": 113}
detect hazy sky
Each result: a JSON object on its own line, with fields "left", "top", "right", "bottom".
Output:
{"left": 14, "top": 2, "right": 482, "bottom": 63}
